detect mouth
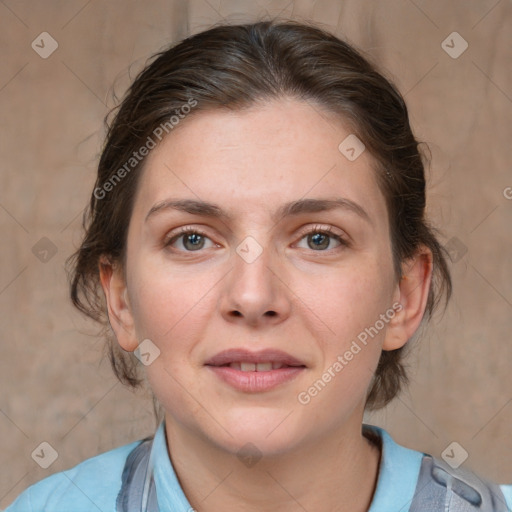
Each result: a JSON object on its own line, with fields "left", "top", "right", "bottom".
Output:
{"left": 204, "top": 348, "right": 307, "bottom": 392}
{"left": 215, "top": 361, "right": 301, "bottom": 371}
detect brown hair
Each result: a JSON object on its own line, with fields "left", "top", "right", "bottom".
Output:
{"left": 66, "top": 19, "right": 452, "bottom": 410}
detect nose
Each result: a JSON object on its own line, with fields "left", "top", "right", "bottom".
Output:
{"left": 219, "top": 239, "right": 292, "bottom": 328}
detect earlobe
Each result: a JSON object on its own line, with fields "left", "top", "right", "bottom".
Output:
{"left": 382, "top": 247, "right": 433, "bottom": 351}
{"left": 98, "top": 256, "right": 139, "bottom": 352}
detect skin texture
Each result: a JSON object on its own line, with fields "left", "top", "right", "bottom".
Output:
{"left": 100, "top": 97, "right": 433, "bottom": 511}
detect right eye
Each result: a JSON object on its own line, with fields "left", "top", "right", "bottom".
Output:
{"left": 164, "top": 227, "right": 218, "bottom": 252}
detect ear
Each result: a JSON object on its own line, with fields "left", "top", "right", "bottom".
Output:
{"left": 98, "top": 256, "right": 139, "bottom": 352}
{"left": 382, "top": 245, "right": 433, "bottom": 351}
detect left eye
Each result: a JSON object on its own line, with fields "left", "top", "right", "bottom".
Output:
{"left": 295, "top": 228, "right": 346, "bottom": 251}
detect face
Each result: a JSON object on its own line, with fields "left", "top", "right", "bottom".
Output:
{"left": 103, "top": 98, "right": 422, "bottom": 457}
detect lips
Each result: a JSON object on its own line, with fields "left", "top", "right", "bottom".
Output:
{"left": 205, "top": 348, "right": 307, "bottom": 392}
{"left": 204, "top": 348, "right": 307, "bottom": 369}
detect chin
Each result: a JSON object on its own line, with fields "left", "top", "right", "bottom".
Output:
{"left": 208, "top": 408, "right": 308, "bottom": 457}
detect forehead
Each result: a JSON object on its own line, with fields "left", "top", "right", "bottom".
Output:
{"left": 133, "top": 98, "right": 388, "bottom": 227}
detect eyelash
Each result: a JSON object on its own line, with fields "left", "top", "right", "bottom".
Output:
{"left": 163, "top": 225, "right": 349, "bottom": 254}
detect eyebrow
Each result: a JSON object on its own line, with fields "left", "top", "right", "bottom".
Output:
{"left": 145, "top": 197, "right": 372, "bottom": 225}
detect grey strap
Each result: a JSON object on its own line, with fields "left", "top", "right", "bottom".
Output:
{"left": 117, "top": 436, "right": 159, "bottom": 512}
{"left": 410, "top": 454, "right": 509, "bottom": 511}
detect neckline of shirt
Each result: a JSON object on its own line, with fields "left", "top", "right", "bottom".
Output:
{"left": 150, "top": 421, "right": 424, "bottom": 511}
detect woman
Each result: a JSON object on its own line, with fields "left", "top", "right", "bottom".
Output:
{"left": 6, "top": 19, "right": 512, "bottom": 512}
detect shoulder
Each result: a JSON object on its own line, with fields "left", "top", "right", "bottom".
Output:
{"left": 412, "top": 453, "right": 512, "bottom": 511}
{"left": 5, "top": 439, "right": 142, "bottom": 512}
{"left": 364, "top": 424, "right": 512, "bottom": 511}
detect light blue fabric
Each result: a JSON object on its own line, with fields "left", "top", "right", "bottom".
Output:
{"left": 3, "top": 439, "right": 141, "bottom": 511}
{"left": 502, "top": 485, "right": 512, "bottom": 511}
{"left": 5, "top": 422, "right": 512, "bottom": 511}
{"left": 150, "top": 421, "right": 195, "bottom": 511}
{"left": 366, "top": 425, "right": 424, "bottom": 512}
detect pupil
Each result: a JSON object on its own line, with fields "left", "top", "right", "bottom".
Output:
{"left": 310, "top": 233, "right": 328, "bottom": 250}
{"left": 186, "top": 233, "right": 203, "bottom": 250}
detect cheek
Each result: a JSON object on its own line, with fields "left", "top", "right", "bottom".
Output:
{"left": 128, "top": 263, "right": 216, "bottom": 413}
{"left": 293, "top": 269, "right": 390, "bottom": 418}
{"left": 295, "top": 261, "right": 392, "bottom": 343}
{"left": 127, "top": 258, "right": 219, "bottom": 344}
{"left": 292, "top": 260, "right": 393, "bottom": 401}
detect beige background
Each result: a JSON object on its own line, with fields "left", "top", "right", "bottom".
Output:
{"left": 1, "top": 0, "right": 511, "bottom": 507}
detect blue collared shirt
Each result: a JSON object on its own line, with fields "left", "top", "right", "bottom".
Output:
{"left": 5, "top": 422, "right": 512, "bottom": 511}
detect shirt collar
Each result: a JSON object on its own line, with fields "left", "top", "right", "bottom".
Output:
{"left": 365, "top": 424, "right": 424, "bottom": 511}
{"left": 150, "top": 420, "right": 423, "bottom": 511}
{"left": 151, "top": 420, "right": 194, "bottom": 511}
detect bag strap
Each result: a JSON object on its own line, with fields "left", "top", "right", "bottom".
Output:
{"left": 410, "top": 454, "right": 509, "bottom": 511}
{"left": 116, "top": 436, "right": 159, "bottom": 512}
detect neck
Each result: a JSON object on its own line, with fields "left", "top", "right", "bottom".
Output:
{"left": 163, "top": 416, "right": 381, "bottom": 512}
